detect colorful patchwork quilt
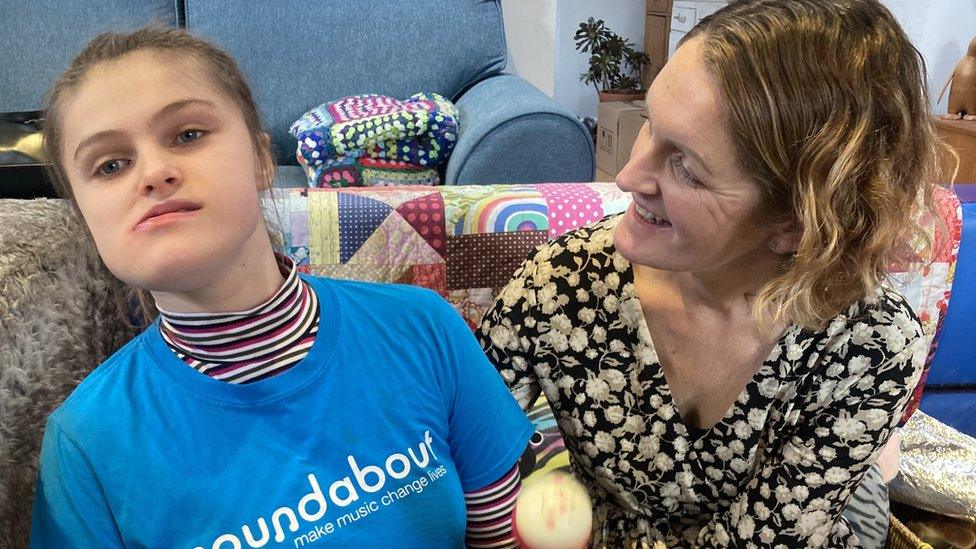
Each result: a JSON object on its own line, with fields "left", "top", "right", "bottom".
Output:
{"left": 263, "top": 183, "right": 961, "bottom": 477}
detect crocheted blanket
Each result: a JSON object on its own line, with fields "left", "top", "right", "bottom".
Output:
{"left": 290, "top": 93, "right": 459, "bottom": 188}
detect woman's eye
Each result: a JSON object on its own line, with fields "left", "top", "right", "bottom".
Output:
{"left": 177, "top": 129, "right": 204, "bottom": 144}
{"left": 96, "top": 159, "right": 129, "bottom": 178}
{"left": 670, "top": 152, "right": 703, "bottom": 188}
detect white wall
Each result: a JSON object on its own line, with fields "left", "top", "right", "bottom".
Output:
{"left": 501, "top": 0, "right": 558, "bottom": 96}
{"left": 880, "top": 0, "right": 976, "bottom": 112}
{"left": 553, "top": 0, "right": 646, "bottom": 122}
{"left": 502, "top": 1, "right": 976, "bottom": 117}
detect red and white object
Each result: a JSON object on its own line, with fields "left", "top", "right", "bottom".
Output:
{"left": 513, "top": 472, "right": 592, "bottom": 549}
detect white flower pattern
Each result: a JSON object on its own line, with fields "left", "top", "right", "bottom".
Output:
{"left": 478, "top": 216, "right": 926, "bottom": 548}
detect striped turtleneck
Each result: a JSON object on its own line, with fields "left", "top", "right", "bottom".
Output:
{"left": 157, "top": 254, "right": 319, "bottom": 384}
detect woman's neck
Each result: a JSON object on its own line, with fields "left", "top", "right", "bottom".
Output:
{"left": 635, "top": 248, "right": 784, "bottom": 319}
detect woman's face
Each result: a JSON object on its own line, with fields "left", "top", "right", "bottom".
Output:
{"left": 59, "top": 50, "right": 272, "bottom": 295}
{"left": 613, "top": 37, "right": 785, "bottom": 277}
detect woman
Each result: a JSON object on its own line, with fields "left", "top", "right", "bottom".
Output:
{"left": 479, "top": 0, "right": 949, "bottom": 546}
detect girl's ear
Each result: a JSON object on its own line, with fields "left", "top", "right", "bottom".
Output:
{"left": 256, "top": 132, "right": 274, "bottom": 191}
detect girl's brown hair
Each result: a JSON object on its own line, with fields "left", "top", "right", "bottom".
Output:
{"left": 682, "top": 0, "right": 956, "bottom": 330}
{"left": 42, "top": 25, "right": 278, "bottom": 325}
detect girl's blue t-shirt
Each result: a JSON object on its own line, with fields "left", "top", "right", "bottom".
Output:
{"left": 30, "top": 275, "right": 533, "bottom": 549}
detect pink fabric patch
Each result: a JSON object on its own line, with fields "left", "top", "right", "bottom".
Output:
{"left": 536, "top": 184, "right": 604, "bottom": 237}
{"left": 395, "top": 193, "right": 447, "bottom": 258}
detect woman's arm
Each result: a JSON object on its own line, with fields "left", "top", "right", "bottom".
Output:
{"left": 477, "top": 256, "right": 544, "bottom": 410}
{"left": 695, "top": 336, "right": 926, "bottom": 547}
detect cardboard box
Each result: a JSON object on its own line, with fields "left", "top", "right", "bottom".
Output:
{"left": 596, "top": 101, "right": 649, "bottom": 177}
{"left": 646, "top": 0, "right": 671, "bottom": 14}
{"left": 643, "top": 13, "right": 669, "bottom": 84}
{"left": 594, "top": 168, "right": 616, "bottom": 182}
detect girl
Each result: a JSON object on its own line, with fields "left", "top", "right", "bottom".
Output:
{"left": 479, "top": 0, "right": 950, "bottom": 547}
{"left": 30, "top": 27, "right": 530, "bottom": 548}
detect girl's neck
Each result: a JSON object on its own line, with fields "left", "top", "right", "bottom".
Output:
{"left": 150, "top": 242, "right": 285, "bottom": 315}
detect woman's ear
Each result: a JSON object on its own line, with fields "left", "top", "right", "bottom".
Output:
{"left": 256, "top": 132, "right": 274, "bottom": 191}
{"left": 768, "top": 220, "right": 799, "bottom": 255}
{"left": 766, "top": 215, "right": 801, "bottom": 255}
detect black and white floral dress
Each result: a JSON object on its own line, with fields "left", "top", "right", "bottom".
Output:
{"left": 478, "top": 216, "right": 926, "bottom": 548}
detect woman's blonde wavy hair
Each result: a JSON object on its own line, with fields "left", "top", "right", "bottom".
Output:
{"left": 683, "top": 0, "right": 956, "bottom": 331}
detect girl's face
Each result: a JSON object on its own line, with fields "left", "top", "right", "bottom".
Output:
{"left": 59, "top": 50, "right": 272, "bottom": 295}
{"left": 613, "top": 37, "right": 789, "bottom": 277}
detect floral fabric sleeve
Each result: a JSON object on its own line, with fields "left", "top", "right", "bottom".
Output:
{"left": 695, "top": 334, "right": 927, "bottom": 548}
{"left": 477, "top": 254, "right": 544, "bottom": 411}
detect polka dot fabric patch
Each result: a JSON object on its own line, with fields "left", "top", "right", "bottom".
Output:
{"left": 396, "top": 193, "right": 447, "bottom": 259}
{"left": 446, "top": 231, "right": 548, "bottom": 290}
{"left": 536, "top": 183, "right": 604, "bottom": 237}
{"left": 337, "top": 193, "right": 393, "bottom": 263}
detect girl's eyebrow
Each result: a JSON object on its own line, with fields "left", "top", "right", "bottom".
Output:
{"left": 73, "top": 98, "right": 216, "bottom": 161}
{"left": 147, "top": 98, "right": 216, "bottom": 127}
{"left": 73, "top": 130, "right": 124, "bottom": 161}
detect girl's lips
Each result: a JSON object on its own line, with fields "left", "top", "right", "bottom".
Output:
{"left": 133, "top": 208, "right": 199, "bottom": 231}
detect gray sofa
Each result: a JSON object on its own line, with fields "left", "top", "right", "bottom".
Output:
{"left": 0, "top": 0, "right": 595, "bottom": 189}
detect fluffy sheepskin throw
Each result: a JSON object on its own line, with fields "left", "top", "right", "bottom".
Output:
{"left": 0, "top": 198, "right": 138, "bottom": 548}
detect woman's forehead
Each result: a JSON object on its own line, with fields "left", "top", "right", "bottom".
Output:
{"left": 647, "top": 39, "right": 725, "bottom": 137}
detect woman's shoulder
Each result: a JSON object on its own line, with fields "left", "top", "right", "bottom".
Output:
{"left": 817, "top": 285, "right": 925, "bottom": 366}
{"left": 520, "top": 214, "right": 627, "bottom": 281}
{"left": 841, "top": 286, "right": 922, "bottom": 338}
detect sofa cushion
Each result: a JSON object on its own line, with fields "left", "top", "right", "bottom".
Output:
{"left": 0, "top": 1, "right": 177, "bottom": 112}
{"left": 919, "top": 197, "right": 976, "bottom": 435}
{"left": 184, "top": 0, "right": 507, "bottom": 165}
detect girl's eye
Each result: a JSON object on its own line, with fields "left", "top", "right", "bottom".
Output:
{"left": 670, "top": 152, "right": 703, "bottom": 188}
{"left": 177, "top": 129, "right": 204, "bottom": 144}
{"left": 95, "top": 159, "right": 130, "bottom": 178}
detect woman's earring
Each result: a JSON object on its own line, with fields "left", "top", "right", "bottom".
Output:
{"left": 770, "top": 241, "right": 781, "bottom": 252}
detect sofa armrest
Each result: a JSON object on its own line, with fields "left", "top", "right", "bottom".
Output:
{"left": 446, "top": 74, "right": 595, "bottom": 185}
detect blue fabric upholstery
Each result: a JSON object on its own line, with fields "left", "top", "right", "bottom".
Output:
{"left": 927, "top": 194, "right": 976, "bottom": 387}
{"left": 0, "top": 1, "right": 178, "bottom": 112}
{"left": 920, "top": 393, "right": 976, "bottom": 436}
{"left": 448, "top": 74, "right": 595, "bottom": 184}
{"left": 183, "top": 0, "right": 594, "bottom": 184}
{"left": 3, "top": 0, "right": 595, "bottom": 186}
{"left": 921, "top": 200, "right": 976, "bottom": 436}
{"left": 184, "top": 0, "right": 506, "bottom": 165}
{"left": 273, "top": 165, "right": 309, "bottom": 189}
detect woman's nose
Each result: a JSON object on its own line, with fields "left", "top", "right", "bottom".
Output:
{"left": 616, "top": 131, "right": 661, "bottom": 195}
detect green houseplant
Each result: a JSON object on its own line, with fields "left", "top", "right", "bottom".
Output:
{"left": 575, "top": 17, "right": 650, "bottom": 102}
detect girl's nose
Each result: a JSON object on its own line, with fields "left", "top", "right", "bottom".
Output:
{"left": 138, "top": 148, "right": 183, "bottom": 194}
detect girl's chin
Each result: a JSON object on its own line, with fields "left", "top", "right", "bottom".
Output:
{"left": 112, "top": 257, "right": 211, "bottom": 292}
